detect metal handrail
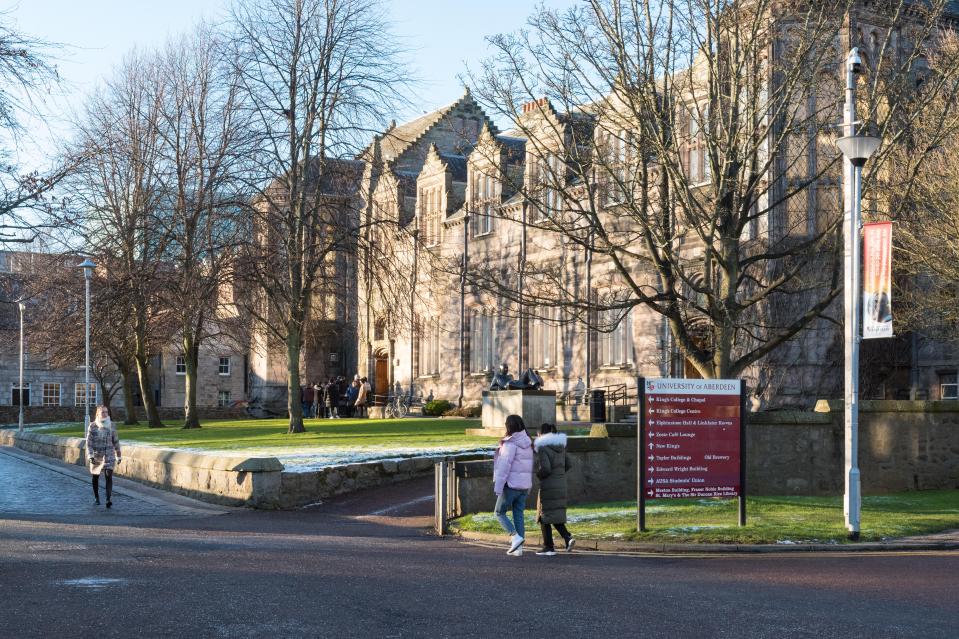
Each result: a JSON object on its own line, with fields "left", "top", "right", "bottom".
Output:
{"left": 556, "top": 382, "right": 634, "bottom": 406}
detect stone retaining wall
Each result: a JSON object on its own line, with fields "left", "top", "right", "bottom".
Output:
{"left": 453, "top": 401, "right": 959, "bottom": 514}
{"left": 1, "top": 429, "right": 283, "bottom": 508}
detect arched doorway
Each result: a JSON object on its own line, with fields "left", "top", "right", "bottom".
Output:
{"left": 373, "top": 349, "right": 389, "bottom": 404}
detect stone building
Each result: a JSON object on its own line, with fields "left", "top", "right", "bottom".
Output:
{"left": 355, "top": 8, "right": 959, "bottom": 409}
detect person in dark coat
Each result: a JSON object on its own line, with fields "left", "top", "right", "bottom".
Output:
{"left": 326, "top": 378, "right": 339, "bottom": 418}
{"left": 534, "top": 423, "right": 575, "bottom": 556}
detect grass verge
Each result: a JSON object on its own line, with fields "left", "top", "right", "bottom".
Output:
{"left": 40, "top": 417, "right": 494, "bottom": 451}
{"left": 452, "top": 491, "right": 959, "bottom": 544}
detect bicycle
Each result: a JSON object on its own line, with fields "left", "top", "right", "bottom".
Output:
{"left": 384, "top": 395, "right": 410, "bottom": 419}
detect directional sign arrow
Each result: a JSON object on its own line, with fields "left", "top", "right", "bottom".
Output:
{"left": 647, "top": 477, "right": 653, "bottom": 485}
{"left": 647, "top": 490, "right": 655, "bottom": 497}
{"left": 647, "top": 454, "right": 654, "bottom": 462}
{"left": 648, "top": 442, "right": 654, "bottom": 450}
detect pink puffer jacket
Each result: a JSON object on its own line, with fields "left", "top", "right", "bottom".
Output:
{"left": 493, "top": 430, "right": 534, "bottom": 495}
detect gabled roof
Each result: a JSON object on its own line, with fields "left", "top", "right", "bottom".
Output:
{"left": 373, "top": 89, "right": 491, "bottom": 163}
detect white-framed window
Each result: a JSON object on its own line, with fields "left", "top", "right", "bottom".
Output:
{"left": 418, "top": 319, "right": 441, "bottom": 376}
{"left": 471, "top": 173, "right": 494, "bottom": 237}
{"left": 598, "top": 308, "right": 633, "bottom": 367}
{"left": 42, "top": 382, "right": 61, "bottom": 407}
{"left": 218, "top": 390, "right": 231, "bottom": 408}
{"left": 606, "top": 129, "right": 631, "bottom": 205}
{"left": 218, "top": 357, "right": 231, "bottom": 376}
{"left": 12, "top": 382, "right": 30, "bottom": 407}
{"left": 530, "top": 308, "right": 558, "bottom": 369}
{"left": 940, "top": 372, "right": 957, "bottom": 400}
{"left": 74, "top": 383, "right": 97, "bottom": 407}
{"left": 469, "top": 310, "right": 495, "bottom": 373}
{"left": 175, "top": 356, "right": 186, "bottom": 375}
{"left": 533, "top": 154, "right": 563, "bottom": 221}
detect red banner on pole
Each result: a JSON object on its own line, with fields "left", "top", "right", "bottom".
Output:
{"left": 862, "top": 221, "right": 893, "bottom": 339}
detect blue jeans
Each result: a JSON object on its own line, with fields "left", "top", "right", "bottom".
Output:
{"left": 494, "top": 487, "right": 528, "bottom": 538}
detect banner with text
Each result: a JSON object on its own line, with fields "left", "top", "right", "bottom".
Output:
{"left": 862, "top": 221, "right": 893, "bottom": 339}
{"left": 642, "top": 378, "right": 742, "bottom": 499}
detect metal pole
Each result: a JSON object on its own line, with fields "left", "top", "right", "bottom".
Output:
{"left": 842, "top": 49, "right": 862, "bottom": 540}
{"left": 410, "top": 228, "right": 418, "bottom": 403}
{"left": 85, "top": 270, "right": 91, "bottom": 436}
{"left": 18, "top": 301, "right": 24, "bottom": 433}
{"left": 638, "top": 376, "right": 646, "bottom": 532}
{"left": 584, "top": 229, "right": 593, "bottom": 394}
{"left": 459, "top": 210, "right": 469, "bottom": 407}
{"left": 518, "top": 203, "right": 526, "bottom": 372}
{"left": 739, "top": 383, "right": 747, "bottom": 527}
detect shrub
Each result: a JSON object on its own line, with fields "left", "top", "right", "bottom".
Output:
{"left": 424, "top": 399, "right": 454, "bottom": 416}
{"left": 441, "top": 405, "right": 481, "bottom": 418}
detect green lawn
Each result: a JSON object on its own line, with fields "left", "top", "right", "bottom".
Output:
{"left": 42, "top": 417, "right": 495, "bottom": 452}
{"left": 453, "top": 491, "right": 959, "bottom": 544}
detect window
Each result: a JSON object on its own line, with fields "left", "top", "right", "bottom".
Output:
{"left": 598, "top": 308, "right": 633, "bottom": 367}
{"left": 218, "top": 390, "right": 232, "bottom": 408}
{"left": 11, "top": 383, "right": 30, "bottom": 407}
{"left": 533, "top": 154, "right": 563, "bottom": 221}
{"left": 218, "top": 357, "right": 231, "bottom": 376}
{"left": 42, "top": 383, "right": 61, "bottom": 407}
{"left": 940, "top": 373, "right": 957, "bottom": 400}
{"left": 530, "top": 308, "right": 558, "bottom": 369}
{"left": 374, "top": 319, "right": 386, "bottom": 341}
{"left": 469, "top": 311, "right": 495, "bottom": 373}
{"left": 421, "top": 186, "right": 443, "bottom": 247}
{"left": 471, "top": 173, "right": 494, "bottom": 237}
{"left": 606, "top": 130, "right": 630, "bottom": 205}
{"left": 175, "top": 356, "right": 186, "bottom": 375}
{"left": 74, "top": 383, "right": 97, "bottom": 407}
{"left": 330, "top": 352, "right": 339, "bottom": 363}
{"left": 418, "top": 319, "right": 441, "bottom": 376}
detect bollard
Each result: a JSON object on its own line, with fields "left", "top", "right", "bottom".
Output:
{"left": 434, "top": 460, "right": 449, "bottom": 535}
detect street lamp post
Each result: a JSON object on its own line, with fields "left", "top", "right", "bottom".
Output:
{"left": 459, "top": 209, "right": 470, "bottom": 408}
{"left": 79, "top": 259, "right": 96, "bottom": 439}
{"left": 409, "top": 227, "right": 418, "bottom": 403}
{"left": 836, "top": 48, "right": 881, "bottom": 540}
{"left": 17, "top": 300, "right": 25, "bottom": 433}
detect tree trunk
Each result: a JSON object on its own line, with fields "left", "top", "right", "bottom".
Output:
{"left": 182, "top": 333, "right": 201, "bottom": 429}
{"left": 120, "top": 366, "right": 139, "bottom": 425}
{"left": 134, "top": 330, "right": 164, "bottom": 428}
{"left": 287, "top": 323, "right": 305, "bottom": 434}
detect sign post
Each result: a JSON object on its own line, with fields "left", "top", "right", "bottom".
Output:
{"left": 639, "top": 378, "right": 746, "bottom": 529}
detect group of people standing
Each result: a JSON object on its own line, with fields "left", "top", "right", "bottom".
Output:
{"left": 492, "top": 415, "right": 576, "bottom": 557}
{"left": 301, "top": 375, "right": 372, "bottom": 419}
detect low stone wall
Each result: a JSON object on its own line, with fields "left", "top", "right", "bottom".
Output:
{"left": 453, "top": 401, "right": 959, "bottom": 514}
{"left": 1, "top": 428, "right": 492, "bottom": 509}
{"left": 0, "top": 429, "right": 283, "bottom": 508}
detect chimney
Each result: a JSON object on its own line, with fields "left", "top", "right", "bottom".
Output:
{"left": 521, "top": 97, "right": 551, "bottom": 113}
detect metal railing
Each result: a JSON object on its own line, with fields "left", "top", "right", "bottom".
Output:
{"left": 556, "top": 382, "right": 634, "bottom": 406}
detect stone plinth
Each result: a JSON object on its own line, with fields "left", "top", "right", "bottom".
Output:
{"left": 470, "top": 390, "right": 557, "bottom": 437}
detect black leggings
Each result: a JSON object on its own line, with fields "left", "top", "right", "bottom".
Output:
{"left": 540, "top": 522, "right": 572, "bottom": 551}
{"left": 92, "top": 470, "right": 113, "bottom": 502}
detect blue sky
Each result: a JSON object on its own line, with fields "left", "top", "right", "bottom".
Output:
{"left": 9, "top": 0, "right": 575, "bottom": 169}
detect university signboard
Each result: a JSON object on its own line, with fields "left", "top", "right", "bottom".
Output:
{"left": 638, "top": 377, "right": 746, "bottom": 531}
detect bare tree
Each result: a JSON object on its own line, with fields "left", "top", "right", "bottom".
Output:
{"left": 154, "top": 25, "right": 250, "bottom": 428}
{"left": 230, "top": 0, "right": 408, "bottom": 433}
{"left": 0, "top": 11, "right": 76, "bottom": 245}
{"left": 67, "top": 52, "right": 172, "bottom": 428}
{"left": 463, "top": 0, "right": 959, "bottom": 383}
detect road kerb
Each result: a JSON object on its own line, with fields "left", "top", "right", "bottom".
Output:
{"left": 453, "top": 528, "right": 959, "bottom": 554}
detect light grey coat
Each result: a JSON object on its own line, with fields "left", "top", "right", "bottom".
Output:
{"left": 87, "top": 424, "right": 121, "bottom": 475}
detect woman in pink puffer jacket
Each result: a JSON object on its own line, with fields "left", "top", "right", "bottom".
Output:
{"left": 492, "top": 414, "right": 534, "bottom": 556}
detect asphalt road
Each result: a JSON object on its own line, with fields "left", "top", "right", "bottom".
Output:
{"left": 1, "top": 446, "right": 957, "bottom": 639}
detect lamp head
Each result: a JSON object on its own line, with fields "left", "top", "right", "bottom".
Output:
{"left": 836, "top": 134, "right": 881, "bottom": 167}
{"left": 78, "top": 258, "right": 96, "bottom": 274}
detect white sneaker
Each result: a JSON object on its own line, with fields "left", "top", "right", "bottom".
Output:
{"left": 507, "top": 546, "right": 523, "bottom": 557}
{"left": 508, "top": 534, "right": 524, "bottom": 554}
{"left": 565, "top": 538, "right": 576, "bottom": 552}
{"left": 535, "top": 550, "right": 557, "bottom": 556}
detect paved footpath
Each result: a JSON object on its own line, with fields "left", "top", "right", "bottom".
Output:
{"left": 2, "top": 446, "right": 958, "bottom": 639}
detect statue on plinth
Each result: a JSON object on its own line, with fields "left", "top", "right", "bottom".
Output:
{"left": 488, "top": 363, "right": 545, "bottom": 391}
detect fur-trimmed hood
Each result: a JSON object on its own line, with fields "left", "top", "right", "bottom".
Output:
{"left": 534, "top": 432, "right": 567, "bottom": 451}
